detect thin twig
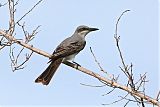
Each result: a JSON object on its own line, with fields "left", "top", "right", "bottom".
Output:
{"left": 0, "top": 1, "right": 8, "bottom": 7}
{"left": 16, "top": 0, "right": 43, "bottom": 24}
{"left": 90, "top": 47, "right": 105, "bottom": 73}
{"left": 90, "top": 47, "right": 114, "bottom": 79}
{"left": 102, "top": 93, "right": 129, "bottom": 105}
{"left": 80, "top": 83, "right": 106, "bottom": 88}
{"left": 102, "top": 88, "right": 116, "bottom": 96}
{"left": 156, "top": 91, "right": 160, "bottom": 101}
{"left": 115, "top": 10, "right": 130, "bottom": 38}
{"left": 15, "top": 51, "right": 33, "bottom": 69}
{"left": 114, "top": 10, "right": 130, "bottom": 70}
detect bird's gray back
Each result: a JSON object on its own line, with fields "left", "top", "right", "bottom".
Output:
{"left": 59, "top": 33, "right": 85, "bottom": 47}
{"left": 51, "top": 33, "right": 86, "bottom": 60}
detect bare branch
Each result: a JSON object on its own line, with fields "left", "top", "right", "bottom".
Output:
{"left": 136, "top": 73, "right": 148, "bottom": 91}
{"left": 114, "top": 10, "right": 130, "bottom": 70}
{"left": 63, "top": 61, "right": 160, "bottom": 106}
{"left": 15, "top": 51, "right": 33, "bottom": 69}
{"left": 17, "top": 22, "right": 41, "bottom": 43}
{"left": 0, "top": 28, "right": 159, "bottom": 106}
{"left": 0, "top": 30, "right": 51, "bottom": 58}
{"left": 8, "top": 0, "right": 15, "bottom": 35}
{"left": 0, "top": 5, "right": 159, "bottom": 106}
{"left": 0, "top": 36, "right": 12, "bottom": 50}
{"left": 9, "top": 45, "right": 33, "bottom": 72}
{"left": 114, "top": 10, "right": 137, "bottom": 92}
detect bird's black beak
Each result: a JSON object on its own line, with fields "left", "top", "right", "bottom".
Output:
{"left": 89, "top": 28, "right": 99, "bottom": 31}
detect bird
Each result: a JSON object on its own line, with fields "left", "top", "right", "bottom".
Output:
{"left": 35, "top": 25, "right": 99, "bottom": 85}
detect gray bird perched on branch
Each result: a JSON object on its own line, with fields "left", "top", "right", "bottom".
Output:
{"left": 35, "top": 25, "right": 99, "bottom": 85}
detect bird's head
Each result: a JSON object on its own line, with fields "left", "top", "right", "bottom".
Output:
{"left": 75, "top": 25, "right": 99, "bottom": 37}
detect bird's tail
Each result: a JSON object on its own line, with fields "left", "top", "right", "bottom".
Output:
{"left": 35, "top": 58, "right": 63, "bottom": 85}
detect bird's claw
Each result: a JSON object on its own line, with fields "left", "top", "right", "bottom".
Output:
{"left": 72, "top": 61, "right": 81, "bottom": 69}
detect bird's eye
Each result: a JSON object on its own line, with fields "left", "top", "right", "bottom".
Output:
{"left": 77, "top": 27, "right": 88, "bottom": 32}
{"left": 80, "top": 28, "right": 86, "bottom": 31}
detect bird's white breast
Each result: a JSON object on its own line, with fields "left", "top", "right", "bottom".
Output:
{"left": 63, "top": 52, "right": 78, "bottom": 62}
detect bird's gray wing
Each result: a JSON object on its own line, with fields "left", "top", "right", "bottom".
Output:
{"left": 50, "top": 40, "right": 86, "bottom": 61}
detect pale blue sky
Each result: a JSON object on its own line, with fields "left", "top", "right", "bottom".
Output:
{"left": 0, "top": 0, "right": 159, "bottom": 107}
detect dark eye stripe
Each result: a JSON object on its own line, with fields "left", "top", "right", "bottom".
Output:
{"left": 78, "top": 28, "right": 88, "bottom": 32}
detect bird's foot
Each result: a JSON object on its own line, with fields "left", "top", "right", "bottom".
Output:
{"left": 72, "top": 61, "right": 81, "bottom": 69}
